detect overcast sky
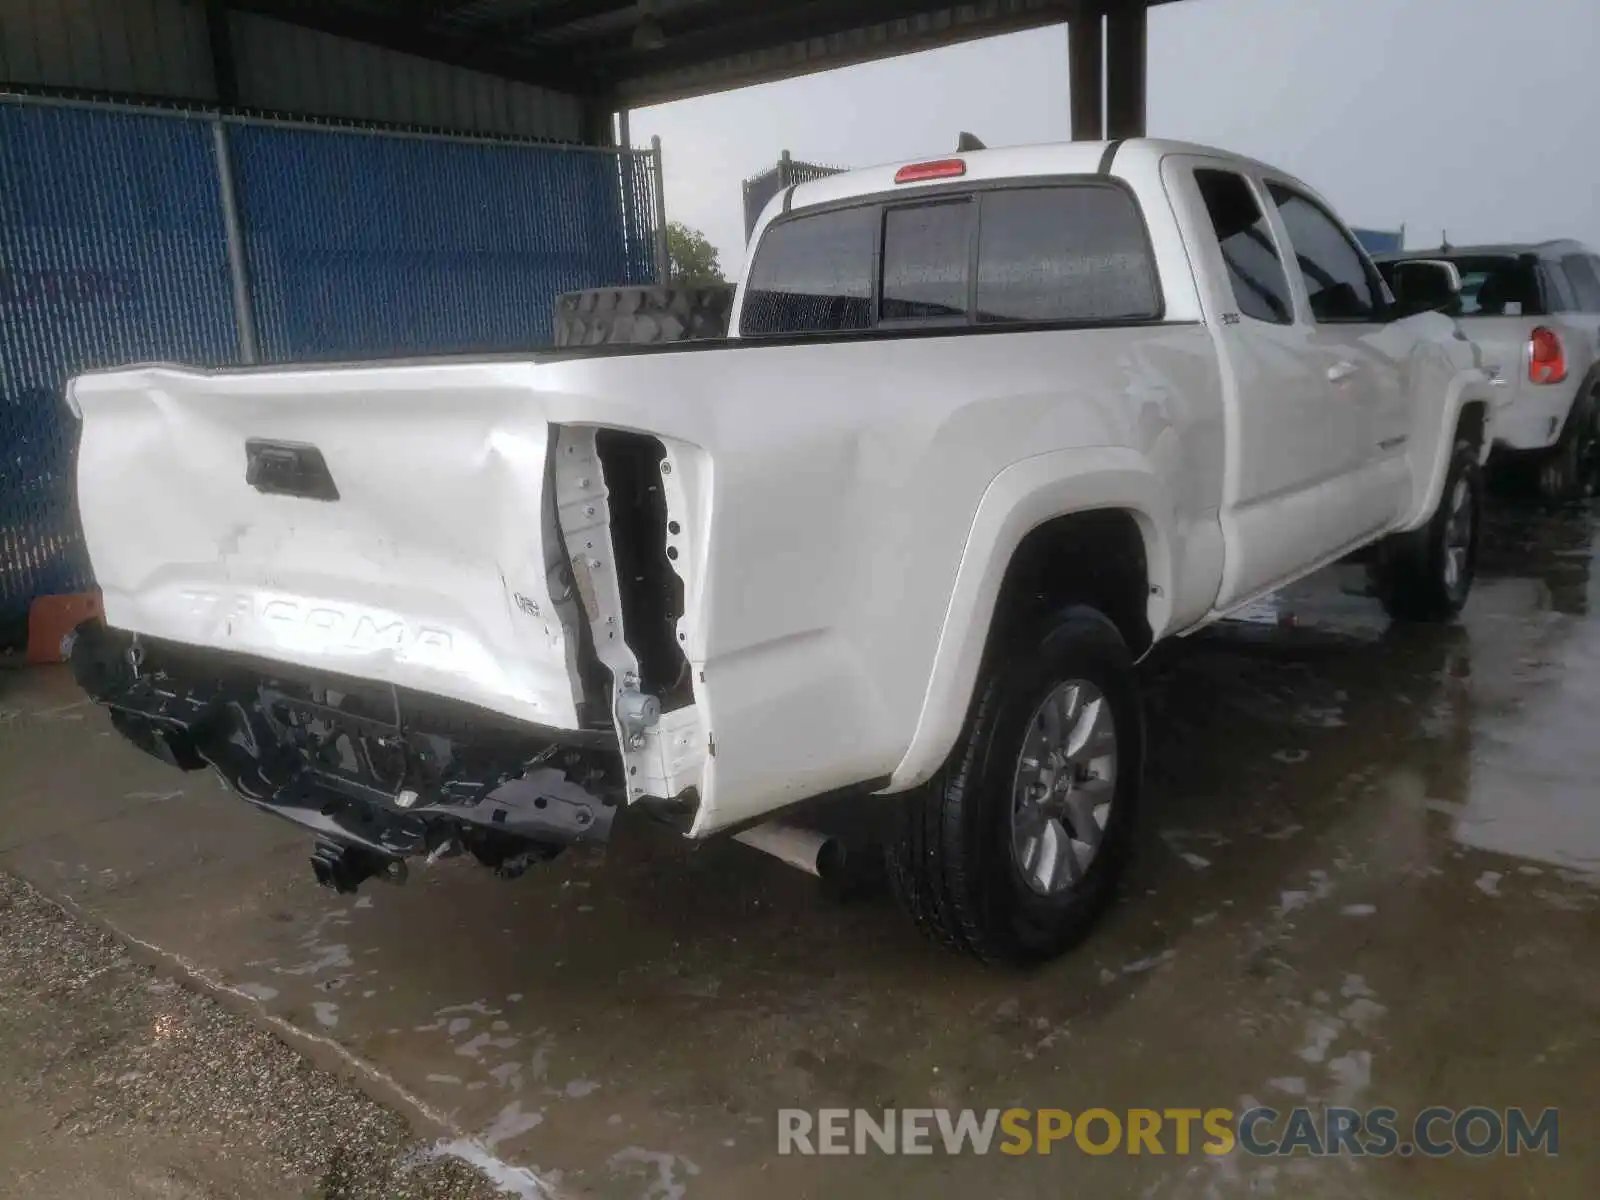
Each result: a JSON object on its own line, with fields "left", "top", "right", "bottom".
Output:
{"left": 631, "top": 0, "right": 1599, "bottom": 275}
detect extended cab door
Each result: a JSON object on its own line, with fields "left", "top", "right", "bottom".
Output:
{"left": 1164, "top": 157, "right": 1366, "bottom": 611}
{"left": 1259, "top": 179, "right": 1413, "bottom": 541}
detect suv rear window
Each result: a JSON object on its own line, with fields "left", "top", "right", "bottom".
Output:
{"left": 1458, "top": 257, "right": 1545, "bottom": 316}
{"left": 1379, "top": 255, "right": 1547, "bottom": 317}
{"left": 1560, "top": 254, "right": 1600, "bottom": 312}
{"left": 741, "top": 181, "right": 1160, "bottom": 336}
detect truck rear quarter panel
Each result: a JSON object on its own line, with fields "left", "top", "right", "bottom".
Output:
{"left": 535, "top": 323, "right": 1225, "bottom": 829}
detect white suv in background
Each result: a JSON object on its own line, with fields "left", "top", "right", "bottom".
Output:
{"left": 1377, "top": 241, "right": 1600, "bottom": 502}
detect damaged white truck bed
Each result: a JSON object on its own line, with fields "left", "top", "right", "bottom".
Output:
{"left": 67, "top": 139, "right": 1495, "bottom": 962}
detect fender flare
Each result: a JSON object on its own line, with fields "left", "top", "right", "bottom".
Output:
{"left": 1403, "top": 371, "right": 1496, "bottom": 532}
{"left": 1554, "top": 364, "right": 1600, "bottom": 438}
{"left": 884, "top": 447, "right": 1172, "bottom": 793}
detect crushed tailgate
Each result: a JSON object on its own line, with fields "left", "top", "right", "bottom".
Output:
{"left": 70, "top": 362, "right": 588, "bottom": 729}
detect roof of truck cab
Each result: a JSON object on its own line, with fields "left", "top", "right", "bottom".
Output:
{"left": 778, "top": 137, "right": 1314, "bottom": 215}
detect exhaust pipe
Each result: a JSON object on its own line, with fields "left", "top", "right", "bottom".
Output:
{"left": 733, "top": 821, "right": 845, "bottom": 880}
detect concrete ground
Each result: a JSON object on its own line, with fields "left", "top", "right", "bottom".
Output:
{"left": 1, "top": 501, "right": 1596, "bottom": 1199}
{"left": 0, "top": 872, "right": 505, "bottom": 1199}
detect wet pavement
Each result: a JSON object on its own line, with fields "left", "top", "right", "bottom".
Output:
{"left": 1, "top": 500, "right": 1596, "bottom": 1199}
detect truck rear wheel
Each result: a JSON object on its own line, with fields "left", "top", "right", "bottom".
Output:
{"left": 884, "top": 607, "right": 1142, "bottom": 964}
{"left": 1371, "top": 438, "right": 1480, "bottom": 622}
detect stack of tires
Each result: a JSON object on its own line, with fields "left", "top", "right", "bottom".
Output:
{"left": 553, "top": 284, "right": 735, "bottom": 347}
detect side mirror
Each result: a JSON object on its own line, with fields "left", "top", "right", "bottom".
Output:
{"left": 1391, "top": 259, "right": 1462, "bottom": 317}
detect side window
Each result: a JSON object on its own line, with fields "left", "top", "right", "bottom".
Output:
{"left": 880, "top": 201, "right": 972, "bottom": 321}
{"left": 1454, "top": 269, "right": 1493, "bottom": 316}
{"left": 1560, "top": 254, "right": 1600, "bottom": 311}
{"left": 1193, "top": 169, "right": 1293, "bottom": 325}
{"left": 1539, "top": 263, "right": 1576, "bottom": 312}
{"left": 1266, "top": 184, "right": 1382, "bottom": 322}
{"left": 1468, "top": 258, "right": 1543, "bottom": 315}
{"left": 974, "top": 185, "right": 1160, "bottom": 323}
{"left": 741, "top": 206, "right": 877, "bottom": 335}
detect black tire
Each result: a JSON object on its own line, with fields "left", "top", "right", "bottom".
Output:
{"left": 1536, "top": 389, "right": 1600, "bottom": 506}
{"left": 1371, "top": 438, "right": 1481, "bottom": 621}
{"left": 552, "top": 284, "right": 734, "bottom": 347}
{"left": 884, "top": 606, "right": 1143, "bottom": 965}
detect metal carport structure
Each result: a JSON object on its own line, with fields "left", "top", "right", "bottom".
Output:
{"left": 211, "top": 0, "right": 1172, "bottom": 138}
{"left": 2, "top": 0, "right": 1170, "bottom": 639}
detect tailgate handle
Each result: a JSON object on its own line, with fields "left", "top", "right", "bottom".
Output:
{"left": 245, "top": 439, "right": 341, "bottom": 502}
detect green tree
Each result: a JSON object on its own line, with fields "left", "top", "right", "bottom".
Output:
{"left": 665, "top": 221, "right": 726, "bottom": 285}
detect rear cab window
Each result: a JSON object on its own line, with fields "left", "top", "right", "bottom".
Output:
{"left": 976, "top": 187, "right": 1159, "bottom": 322}
{"left": 880, "top": 201, "right": 973, "bottom": 322}
{"left": 739, "top": 206, "right": 876, "bottom": 334}
{"left": 740, "top": 180, "right": 1162, "bottom": 336}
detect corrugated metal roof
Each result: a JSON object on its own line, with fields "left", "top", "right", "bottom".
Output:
{"left": 231, "top": 11, "right": 582, "bottom": 140}
{"left": 616, "top": 0, "right": 1075, "bottom": 105}
{"left": 191, "top": 0, "right": 1184, "bottom": 106}
{"left": 0, "top": 0, "right": 584, "bottom": 140}
{"left": 3, "top": 0, "right": 1183, "bottom": 125}
{"left": 0, "top": 0, "right": 216, "bottom": 99}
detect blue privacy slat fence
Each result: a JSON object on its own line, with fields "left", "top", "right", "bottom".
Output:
{"left": 232, "top": 123, "right": 658, "bottom": 362}
{"left": 0, "top": 101, "right": 242, "bottom": 624}
{"left": 0, "top": 93, "right": 662, "bottom": 629}
{"left": 1352, "top": 227, "right": 1404, "bottom": 255}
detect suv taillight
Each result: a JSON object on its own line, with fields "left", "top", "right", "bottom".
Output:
{"left": 1529, "top": 327, "right": 1568, "bottom": 385}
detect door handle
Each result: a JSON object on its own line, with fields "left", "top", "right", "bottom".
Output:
{"left": 1327, "top": 361, "right": 1359, "bottom": 383}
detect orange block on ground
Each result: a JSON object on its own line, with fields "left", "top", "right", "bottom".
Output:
{"left": 26, "top": 592, "right": 103, "bottom": 664}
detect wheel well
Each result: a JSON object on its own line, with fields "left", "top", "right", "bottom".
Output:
{"left": 1456, "top": 401, "right": 1487, "bottom": 454}
{"left": 1556, "top": 371, "right": 1600, "bottom": 437}
{"left": 988, "top": 509, "right": 1153, "bottom": 659}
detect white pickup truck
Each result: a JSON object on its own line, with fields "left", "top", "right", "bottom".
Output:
{"left": 65, "top": 138, "right": 1493, "bottom": 963}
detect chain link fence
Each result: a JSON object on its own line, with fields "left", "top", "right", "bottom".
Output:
{"left": 741, "top": 151, "right": 844, "bottom": 244}
{"left": 0, "top": 92, "right": 662, "bottom": 629}
{"left": 231, "top": 121, "right": 658, "bottom": 361}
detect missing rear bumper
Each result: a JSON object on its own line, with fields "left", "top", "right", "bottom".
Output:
{"left": 70, "top": 624, "right": 630, "bottom": 890}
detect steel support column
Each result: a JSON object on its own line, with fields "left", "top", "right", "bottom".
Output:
{"left": 1105, "top": 2, "right": 1148, "bottom": 139}
{"left": 1068, "top": 5, "right": 1103, "bottom": 142}
{"left": 581, "top": 98, "right": 618, "bottom": 147}
{"left": 650, "top": 134, "right": 670, "bottom": 283}
{"left": 210, "top": 119, "right": 258, "bottom": 364}
{"left": 202, "top": 0, "right": 239, "bottom": 105}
